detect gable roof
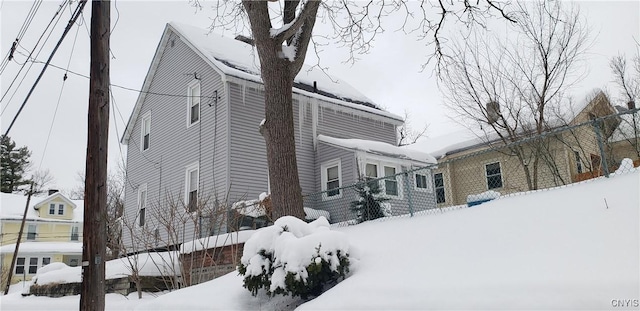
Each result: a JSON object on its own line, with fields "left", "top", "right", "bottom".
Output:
{"left": 122, "top": 22, "right": 401, "bottom": 144}
{"left": 318, "top": 135, "right": 437, "bottom": 164}
{"left": 33, "top": 192, "right": 77, "bottom": 210}
{"left": 0, "top": 193, "right": 83, "bottom": 222}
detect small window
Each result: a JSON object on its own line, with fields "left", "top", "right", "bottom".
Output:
{"left": 485, "top": 162, "right": 503, "bottom": 190}
{"left": 28, "top": 258, "right": 38, "bottom": 274}
{"left": 15, "top": 257, "right": 25, "bottom": 274}
{"left": 138, "top": 185, "right": 147, "bottom": 227}
{"left": 27, "top": 224, "right": 36, "bottom": 240}
{"left": 415, "top": 172, "right": 432, "bottom": 192}
{"left": 49, "top": 203, "right": 55, "bottom": 215}
{"left": 57, "top": 204, "right": 64, "bottom": 215}
{"left": 434, "top": 173, "right": 445, "bottom": 203}
{"left": 187, "top": 80, "right": 201, "bottom": 126}
{"left": 141, "top": 112, "right": 151, "bottom": 151}
{"left": 326, "top": 166, "right": 340, "bottom": 197}
{"left": 321, "top": 160, "right": 342, "bottom": 199}
{"left": 383, "top": 166, "right": 398, "bottom": 196}
{"left": 71, "top": 226, "right": 79, "bottom": 241}
{"left": 42, "top": 257, "right": 51, "bottom": 266}
{"left": 186, "top": 164, "right": 199, "bottom": 212}
{"left": 574, "top": 151, "right": 583, "bottom": 174}
{"left": 365, "top": 163, "right": 378, "bottom": 180}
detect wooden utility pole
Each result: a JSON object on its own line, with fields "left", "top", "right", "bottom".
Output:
{"left": 80, "top": 0, "right": 110, "bottom": 310}
{"left": 3, "top": 182, "right": 34, "bottom": 295}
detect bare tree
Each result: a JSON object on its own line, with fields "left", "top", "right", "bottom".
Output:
{"left": 30, "top": 169, "right": 54, "bottom": 194}
{"left": 610, "top": 52, "right": 640, "bottom": 158}
{"left": 199, "top": 0, "right": 516, "bottom": 219}
{"left": 66, "top": 162, "right": 126, "bottom": 259}
{"left": 398, "top": 111, "right": 429, "bottom": 146}
{"left": 440, "top": 0, "right": 590, "bottom": 190}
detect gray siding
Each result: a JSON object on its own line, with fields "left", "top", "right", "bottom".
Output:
{"left": 310, "top": 141, "right": 358, "bottom": 223}
{"left": 317, "top": 105, "right": 398, "bottom": 145}
{"left": 123, "top": 30, "right": 228, "bottom": 249}
{"left": 227, "top": 83, "right": 316, "bottom": 201}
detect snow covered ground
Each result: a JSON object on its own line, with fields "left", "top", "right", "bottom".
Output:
{"left": 1, "top": 169, "right": 638, "bottom": 310}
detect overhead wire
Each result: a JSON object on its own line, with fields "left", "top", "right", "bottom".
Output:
{"left": 0, "top": 0, "right": 43, "bottom": 72}
{"left": 0, "top": 0, "right": 70, "bottom": 115}
{"left": 38, "top": 23, "right": 81, "bottom": 172}
{"left": 2, "top": 0, "right": 89, "bottom": 138}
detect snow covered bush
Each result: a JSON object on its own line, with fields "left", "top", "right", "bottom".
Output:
{"left": 238, "top": 216, "right": 350, "bottom": 299}
{"left": 350, "top": 179, "right": 390, "bottom": 223}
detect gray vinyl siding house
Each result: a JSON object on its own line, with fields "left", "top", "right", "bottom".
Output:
{"left": 121, "top": 22, "right": 436, "bottom": 250}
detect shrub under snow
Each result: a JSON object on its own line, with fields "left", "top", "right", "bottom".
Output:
{"left": 238, "top": 216, "right": 350, "bottom": 299}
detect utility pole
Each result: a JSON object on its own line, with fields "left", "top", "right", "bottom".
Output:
{"left": 3, "top": 182, "right": 34, "bottom": 295}
{"left": 80, "top": 0, "right": 109, "bottom": 310}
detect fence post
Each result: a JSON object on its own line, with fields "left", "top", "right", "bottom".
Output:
{"left": 592, "top": 119, "right": 610, "bottom": 178}
{"left": 403, "top": 172, "right": 414, "bottom": 217}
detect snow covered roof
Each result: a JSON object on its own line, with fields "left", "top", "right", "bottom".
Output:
{"left": 0, "top": 242, "right": 82, "bottom": 254}
{"left": 170, "top": 22, "right": 378, "bottom": 108}
{"left": 318, "top": 135, "right": 437, "bottom": 164}
{"left": 0, "top": 192, "right": 83, "bottom": 222}
{"left": 122, "top": 22, "right": 401, "bottom": 144}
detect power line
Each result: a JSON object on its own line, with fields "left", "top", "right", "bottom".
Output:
{"left": 15, "top": 55, "right": 221, "bottom": 100}
{"left": 0, "top": 0, "right": 43, "bottom": 72}
{"left": 3, "top": 0, "right": 88, "bottom": 138}
{"left": 39, "top": 24, "right": 81, "bottom": 172}
{"left": 0, "top": 0, "right": 70, "bottom": 114}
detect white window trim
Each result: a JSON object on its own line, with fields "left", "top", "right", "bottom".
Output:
{"left": 414, "top": 171, "right": 433, "bottom": 192}
{"left": 26, "top": 224, "right": 37, "bottom": 240}
{"left": 185, "top": 162, "right": 200, "bottom": 211}
{"left": 321, "top": 159, "right": 342, "bottom": 200}
{"left": 484, "top": 161, "right": 503, "bottom": 190}
{"left": 187, "top": 80, "right": 201, "bottom": 128}
{"left": 140, "top": 111, "right": 151, "bottom": 152}
{"left": 48, "top": 203, "right": 55, "bottom": 215}
{"left": 70, "top": 226, "right": 79, "bottom": 241}
{"left": 137, "top": 183, "right": 148, "bottom": 227}
{"left": 57, "top": 204, "right": 64, "bottom": 215}
{"left": 363, "top": 160, "right": 403, "bottom": 199}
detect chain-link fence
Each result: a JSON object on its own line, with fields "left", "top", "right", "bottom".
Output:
{"left": 303, "top": 108, "right": 640, "bottom": 227}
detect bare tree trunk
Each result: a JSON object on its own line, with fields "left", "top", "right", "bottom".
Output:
{"left": 261, "top": 60, "right": 305, "bottom": 220}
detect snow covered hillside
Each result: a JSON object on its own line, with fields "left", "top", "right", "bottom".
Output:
{"left": 2, "top": 169, "right": 638, "bottom": 310}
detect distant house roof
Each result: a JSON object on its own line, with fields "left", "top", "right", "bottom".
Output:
{"left": 0, "top": 241, "right": 82, "bottom": 254}
{"left": 122, "top": 22, "right": 402, "bottom": 144}
{"left": 610, "top": 110, "right": 640, "bottom": 143}
{"left": 318, "top": 135, "right": 437, "bottom": 164}
{"left": 416, "top": 91, "right": 618, "bottom": 159}
{"left": 0, "top": 192, "right": 83, "bottom": 222}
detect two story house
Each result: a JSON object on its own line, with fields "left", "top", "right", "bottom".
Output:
{"left": 0, "top": 191, "right": 83, "bottom": 286}
{"left": 120, "top": 22, "right": 436, "bottom": 251}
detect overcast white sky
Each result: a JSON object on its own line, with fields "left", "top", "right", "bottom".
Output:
{"left": 1, "top": 1, "right": 639, "bottom": 191}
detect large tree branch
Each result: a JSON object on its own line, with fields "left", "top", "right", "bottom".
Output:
{"left": 273, "top": 0, "right": 320, "bottom": 45}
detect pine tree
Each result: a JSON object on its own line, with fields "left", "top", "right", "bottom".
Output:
{"left": 350, "top": 178, "right": 390, "bottom": 223}
{"left": 0, "top": 135, "right": 31, "bottom": 193}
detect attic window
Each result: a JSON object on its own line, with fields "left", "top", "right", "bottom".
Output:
{"left": 57, "top": 204, "right": 64, "bottom": 215}
{"left": 49, "top": 203, "right": 55, "bottom": 215}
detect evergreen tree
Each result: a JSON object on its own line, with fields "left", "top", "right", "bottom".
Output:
{"left": 350, "top": 178, "right": 390, "bottom": 223}
{"left": 0, "top": 135, "right": 31, "bottom": 193}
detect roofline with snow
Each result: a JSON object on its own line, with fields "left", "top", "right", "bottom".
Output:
{"left": 122, "top": 23, "right": 403, "bottom": 144}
